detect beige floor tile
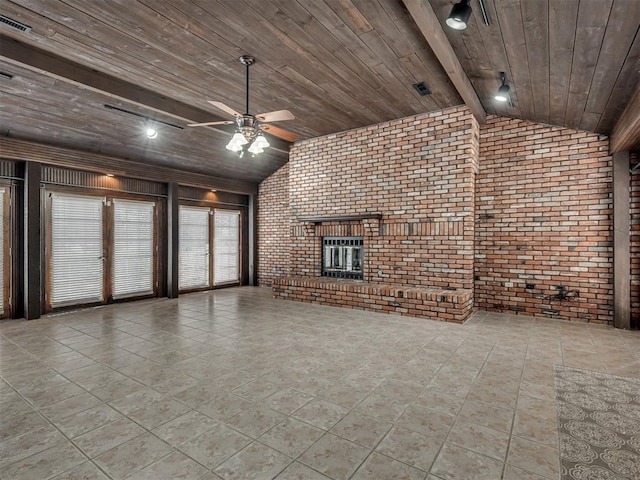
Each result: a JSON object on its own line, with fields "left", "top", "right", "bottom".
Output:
{"left": 94, "top": 432, "right": 172, "bottom": 480}
{"left": 458, "top": 400, "right": 514, "bottom": 433}
{"left": 233, "top": 377, "right": 281, "bottom": 401}
{"left": 513, "top": 410, "right": 559, "bottom": 447}
{"left": 275, "top": 461, "right": 331, "bottom": 479}
{"left": 91, "top": 378, "right": 148, "bottom": 403}
{"left": 0, "top": 410, "right": 48, "bottom": 441}
{"left": 0, "top": 424, "right": 65, "bottom": 469}
{"left": 108, "top": 388, "right": 165, "bottom": 415}
{"left": 40, "top": 392, "right": 103, "bottom": 421}
{"left": 375, "top": 426, "right": 441, "bottom": 472}
{"left": 196, "top": 391, "right": 254, "bottom": 421}
{"left": 55, "top": 404, "right": 123, "bottom": 439}
{"left": 152, "top": 411, "right": 218, "bottom": 446}
{"left": 413, "top": 387, "right": 465, "bottom": 417}
{"left": 0, "top": 441, "right": 86, "bottom": 480}
{"left": 318, "top": 382, "right": 373, "bottom": 410}
{"left": 225, "top": 404, "right": 286, "bottom": 437}
{"left": 263, "top": 388, "right": 315, "bottom": 414}
{"left": 292, "top": 399, "right": 349, "bottom": 430}
{"left": 352, "top": 393, "right": 408, "bottom": 423}
{"left": 127, "top": 398, "right": 191, "bottom": 429}
{"left": 502, "top": 464, "right": 553, "bottom": 480}
{"left": 214, "top": 441, "right": 292, "bottom": 479}
{"left": 178, "top": 425, "right": 252, "bottom": 469}
{"left": 259, "top": 417, "right": 325, "bottom": 457}
{"left": 330, "top": 411, "right": 393, "bottom": 448}
{"left": 73, "top": 418, "right": 146, "bottom": 458}
{"left": 351, "top": 452, "right": 427, "bottom": 480}
{"left": 49, "top": 461, "right": 110, "bottom": 479}
{"left": 507, "top": 436, "right": 559, "bottom": 479}
{"left": 126, "top": 451, "right": 209, "bottom": 480}
{"left": 396, "top": 405, "right": 455, "bottom": 440}
{"left": 430, "top": 443, "right": 503, "bottom": 480}
{"left": 299, "top": 433, "right": 370, "bottom": 480}
{"left": 446, "top": 420, "right": 509, "bottom": 461}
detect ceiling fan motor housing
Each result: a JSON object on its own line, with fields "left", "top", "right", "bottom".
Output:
{"left": 236, "top": 115, "right": 259, "bottom": 140}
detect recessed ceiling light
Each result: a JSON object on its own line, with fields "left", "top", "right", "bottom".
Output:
{"left": 145, "top": 127, "right": 158, "bottom": 139}
{"left": 105, "top": 173, "right": 115, "bottom": 177}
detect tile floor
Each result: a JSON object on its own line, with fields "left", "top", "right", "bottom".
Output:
{"left": 0, "top": 287, "right": 638, "bottom": 480}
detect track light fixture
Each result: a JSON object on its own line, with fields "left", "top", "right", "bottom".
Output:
{"left": 495, "top": 72, "right": 510, "bottom": 102}
{"left": 446, "top": 0, "right": 472, "bottom": 30}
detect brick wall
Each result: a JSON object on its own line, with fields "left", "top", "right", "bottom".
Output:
{"left": 631, "top": 151, "right": 639, "bottom": 326}
{"left": 476, "top": 116, "right": 612, "bottom": 323}
{"left": 259, "top": 106, "right": 478, "bottom": 291}
{"left": 257, "top": 163, "right": 291, "bottom": 286}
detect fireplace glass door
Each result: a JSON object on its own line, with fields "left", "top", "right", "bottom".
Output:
{"left": 322, "top": 237, "right": 363, "bottom": 280}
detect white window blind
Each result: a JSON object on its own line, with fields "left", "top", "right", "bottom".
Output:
{"left": 214, "top": 209, "right": 240, "bottom": 285}
{"left": 112, "top": 199, "right": 155, "bottom": 299}
{"left": 50, "top": 194, "right": 105, "bottom": 307}
{"left": 0, "top": 187, "right": 5, "bottom": 315}
{"left": 179, "top": 205, "right": 210, "bottom": 290}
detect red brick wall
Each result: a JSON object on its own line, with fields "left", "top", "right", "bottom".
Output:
{"left": 631, "top": 151, "right": 639, "bottom": 326}
{"left": 277, "top": 106, "right": 478, "bottom": 290}
{"left": 257, "top": 163, "right": 291, "bottom": 286}
{"left": 476, "top": 116, "right": 612, "bottom": 323}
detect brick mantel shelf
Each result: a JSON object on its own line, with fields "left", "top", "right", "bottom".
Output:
{"left": 297, "top": 214, "right": 382, "bottom": 223}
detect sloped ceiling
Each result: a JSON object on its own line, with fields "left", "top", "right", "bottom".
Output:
{"left": 0, "top": 0, "right": 638, "bottom": 185}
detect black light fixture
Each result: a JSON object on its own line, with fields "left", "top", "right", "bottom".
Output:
{"left": 446, "top": 0, "right": 472, "bottom": 30}
{"left": 495, "top": 72, "right": 510, "bottom": 102}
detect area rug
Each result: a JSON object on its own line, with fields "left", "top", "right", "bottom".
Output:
{"left": 554, "top": 365, "right": 640, "bottom": 480}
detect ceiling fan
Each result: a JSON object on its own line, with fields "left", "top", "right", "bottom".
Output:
{"left": 188, "top": 55, "right": 297, "bottom": 154}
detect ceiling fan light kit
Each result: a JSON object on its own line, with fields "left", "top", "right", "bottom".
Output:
{"left": 446, "top": 0, "right": 472, "bottom": 30}
{"left": 190, "top": 54, "right": 297, "bottom": 156}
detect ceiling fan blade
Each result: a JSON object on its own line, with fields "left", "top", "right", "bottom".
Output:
{"left": 261, "top": 123, "right": 298, "bottom": 142}
{"left": 208, "top": 101, "right": 242, "bottom": 117}
{"left": 187, "top": 120, "right": 234, "bottom": 127}
{"left": 255, "top": 110, "right": 295, "bottom": 122}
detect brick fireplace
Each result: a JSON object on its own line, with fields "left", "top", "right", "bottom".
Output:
{"left": 259, "top": 106, "right": 479, "bottom": 323}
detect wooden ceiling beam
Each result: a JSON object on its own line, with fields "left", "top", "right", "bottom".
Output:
{"left": 0, "top": 34, "right": 291, "bottom": 153}
{"left": 0, "top": 138, "right": 258, "bottom": 195}
{"left": 610, "top": 84, "right": 640, "bottom": 153}
{"left": 401, "top": 0, "right": 486, "bottom": 124}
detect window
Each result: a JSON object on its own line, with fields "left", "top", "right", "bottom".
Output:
{"left": 50, "top": 193, "right": 105, "bottom": 308}
{"left": 178, "top": 205, "right": 242, "bottom": 291}
{"left": 179, "top": 205, "right": 210, "bottom": 290}
{"left": 112, "top": 199, "right": 155, "bottom": 299}
{"left": 214, "top": 209, "right": 240, "bottom": 285}
{"left": 46, "top": 192, "right": 159, "bottom": 310}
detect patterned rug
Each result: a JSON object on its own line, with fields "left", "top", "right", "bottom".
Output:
{"left": 554, "top": 366, "right": 640, "bottom": 480}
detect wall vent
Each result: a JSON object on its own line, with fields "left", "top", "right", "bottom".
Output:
{"left": 0, "top": 15, "right": 31, "bottom": 32}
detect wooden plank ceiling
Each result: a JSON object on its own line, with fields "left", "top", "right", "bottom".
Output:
{"left": 0, "top": 0, "right": 638, "bottom": 185}
{"left": 429, "top": 0, "right": 640, "bottom": 136}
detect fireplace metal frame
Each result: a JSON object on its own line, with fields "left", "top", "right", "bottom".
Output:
{"left": 321, "top": 236, "right": 364, "bottom": 280}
